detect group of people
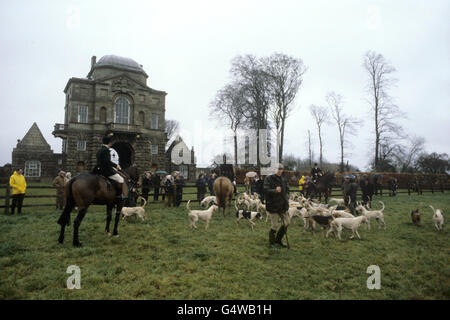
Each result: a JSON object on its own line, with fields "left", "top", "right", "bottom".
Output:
{"left": 141, "top": 171, "right": 185, "bottom": 207}
{"left": 243, "top": 175, "right": 265, "bottom": 203}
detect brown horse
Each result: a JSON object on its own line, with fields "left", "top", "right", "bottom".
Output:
{"left": 57, "top": 166, "right": 139, "bottom": 247}
{"left": 213, "top": 176, "right": 234, "bottom": 217}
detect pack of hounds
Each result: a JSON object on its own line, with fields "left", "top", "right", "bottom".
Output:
{"left": 121, "top": 192, "right": 445, "bottom": 239}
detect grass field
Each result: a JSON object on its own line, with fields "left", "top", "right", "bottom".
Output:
{"left": 0, "top": 190, "right": 449, "bottom": 300}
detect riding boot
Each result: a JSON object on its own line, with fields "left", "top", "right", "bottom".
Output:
{"left": 117, "top": 183, "right": 128, "bottom": 200}
{"left": 269, "top": 229, "right": 277, "bottom": 247}
{"left": 275, "top": 225, "right": 287, "bottom": 248}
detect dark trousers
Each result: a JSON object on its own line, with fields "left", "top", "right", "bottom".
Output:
{"left": 142, "top": 188, "right": 150, "bottom": 203}
{"left": 153, "top": 187, "right": 159, "bottom": 201}
{"left": 175, "top": 192, "right": 183, "bottom": 207}
{"left": 11, "top": 194, "right": 25, "bottom": 214}
{"left": 197, "top": 192, "right": 205, "bottom": 204}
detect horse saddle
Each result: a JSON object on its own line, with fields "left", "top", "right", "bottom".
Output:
{"left": 92, "top": 167, "right": 120, "bottom": 193}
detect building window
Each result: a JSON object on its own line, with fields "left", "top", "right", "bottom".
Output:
{"left": 78, "top": 106, "right": 88, "bottom": 123}
{"left": 100, "top": 107, "right": 107, "bottom": 123}
{"left": 179, "top": 164, "right": 188, "bottom": 179}
{"left": 138, "top": 111, "right": 145, "bottom": 127}
{"left": 115, "top": 97, "right": 130, "bottom": 124}
{"left": 151, "top": 113, "right": 159, "bottom": 129}
{"left": 151, "top": 144, "right": 158, "bottom": 155}
{"left": 77, "top": 140, "right": 86, "bottom": 151}
{"left": 25, "top": 160, "right": 41, "bottom": 177}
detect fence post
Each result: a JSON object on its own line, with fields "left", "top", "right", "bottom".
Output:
{"left": 4, "top": 183, "right": 10, "bottom": 214}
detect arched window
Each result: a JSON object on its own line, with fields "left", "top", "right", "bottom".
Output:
{"left": 25, "top": 160, "right": 41, "bottom": 177}
{"left": 114, "top": 97, "right": 130, "bottom": 124}
{"left": 100, "top": 107, "right": 107, "bottom": 123}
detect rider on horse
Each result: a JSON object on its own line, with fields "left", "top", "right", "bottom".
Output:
{"left": 311, "top": 163, "right": 323, "bottom": 184}
{"left": 96, "top": 136, "right": 128, "bottom": 200}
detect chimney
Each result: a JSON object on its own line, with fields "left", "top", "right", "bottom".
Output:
{"left": 91, "top": 56, "right": 97, "bottom": 69}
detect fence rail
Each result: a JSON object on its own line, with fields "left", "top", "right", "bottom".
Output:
{"left": 1, "top": 183, "right": 448, "bottom": 213}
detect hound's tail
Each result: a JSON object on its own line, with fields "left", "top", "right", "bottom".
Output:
{"left": 186, "top": 200, "right": 191, "bottom": 213}
{"left": 379, "top": 201, "right": 385, "bottom": 212}
{"left": 429, "top": 205, "right": 436, "bottom": 215}
{"left": 138, "top": 196, "right": 147, "bottom": 209}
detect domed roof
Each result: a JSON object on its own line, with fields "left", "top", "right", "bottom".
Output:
{"left": 94, "top": 55, "right": 147, "bottom": 76}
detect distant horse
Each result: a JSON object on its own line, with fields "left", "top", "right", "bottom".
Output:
{"left": 57, "top": 166, "right": 139, "bottom": 247}
{"left": 308, "top": 172, "right": 335, "bottom": 203}
{"left": 213, "top": 176, "right": 234, "bottom": 217}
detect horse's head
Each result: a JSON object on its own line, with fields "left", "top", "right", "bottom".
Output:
{"left": 317, "top": 172, "right": 336, "bottom": 186}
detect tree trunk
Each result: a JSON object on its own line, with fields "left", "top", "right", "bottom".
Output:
{"left": 233, "top": 131, "right": 238, "bottom": 167}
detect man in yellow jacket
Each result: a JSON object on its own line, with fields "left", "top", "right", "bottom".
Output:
{"left": 298, "top": 175, "right": 305, "bottom": 196}
{"left": 9, "top": 168, "right": 27, "bottom": 214}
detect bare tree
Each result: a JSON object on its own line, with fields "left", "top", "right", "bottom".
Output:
{"left": 306, "top": 129, "right": 313, "bottom": 167}
{"left": 309, "top": 105, "right": 328, "bottom": 167}
{"left": 363, "top": 51, "right": 404, "bottom": 169}
{"left": 165, "top": 120, "right": 180, "bottom": 141}
{"left": 264, "top": 53, "right": 307, "bottom": 162}
{"left": 394, "top": 135, "right": 426, "bottom": 172}
{"left": 209, "top": 82, "right": 246, "bottom": 166}
{"left": 326, "top": 91, "right": 362, "bottom": 173}
{"left": 230, "top": 55, "right": 272, "bottom": 166}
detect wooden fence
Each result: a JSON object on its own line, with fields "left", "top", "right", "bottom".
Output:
{"left": 1, "top": 182, "right": 448, "bottom": 214}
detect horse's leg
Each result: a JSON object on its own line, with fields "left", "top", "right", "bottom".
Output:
{"left": 57, "top": 201, "right": 75, "bottom": 244}
{"left": 73, "top": 208, "right": 88, "bottom": 247}
{"left": 113, "top": 203, "right": 123, "bottom": 236}
{"left": 105, "top": 204, "right": 113, "bottom": 235}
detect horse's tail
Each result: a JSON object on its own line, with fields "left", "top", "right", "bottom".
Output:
{"left": 57, "top": 178, "right": 76, "bottom": 226}
{"left": 217, "top": 178, "right": 226, "bottom": 209}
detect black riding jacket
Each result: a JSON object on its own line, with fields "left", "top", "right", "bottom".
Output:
{"left": 96, "top": 145, "right": 118, "bottom": 177}
{"left": 264, "top": 174, "right": 290, "bottom": 214}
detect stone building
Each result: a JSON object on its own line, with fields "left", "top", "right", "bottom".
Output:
{"left": 12, "top": 122, "right": 62, "bottom": 181}
{"left": 165, "top": 135, "right": 196, "bottom": 181}
{"left": 52, "top": 55, "right": 170, "bottom": 174}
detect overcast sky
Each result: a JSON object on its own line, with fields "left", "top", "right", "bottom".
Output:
{"left": 1, "top": 0, "right": 449, "bottom": 170}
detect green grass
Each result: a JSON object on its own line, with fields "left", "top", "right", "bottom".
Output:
{"left": 0, "top": 192, "right": 449, "bottom": 300}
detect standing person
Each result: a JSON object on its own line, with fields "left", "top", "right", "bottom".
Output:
{"left": 360, "top": 174, "right": 368, "bottom": 205}
{"left": 208, "top": 173, "right": 216, "bottom": 196}
{"left": 164, "top": 175, "right": 175, "bottom": 207}
{"left": 152, "top": 172, "right": 161, "bottom": 201}
{"left": 348, "top": 175, "right": 358, "bottom": 215}
{"left": 9, "top": 168, "right": 26, "bottom": 215}
{"left": 264, "top": 164, "right": 290, "bottom": 248}
{"left": 360, "top": 175, "right": 372, "bottom": 207}
{"left": 95, "top": 136, "right": 127, "bottom": 199}
{"left": 298, "top": 175, "right": 306, "bottom": 196}
{"left": 196, "top": 173, "right": 207, "bottom": 204}
{"left": 311, "top": 163, "right": 323, "bottom": 183}
{"left": 342, "top": 175, "right": 351, "bottom": 207}
{"left": 256, "top": 175, "right": 265, "bottom": 203}
{"left": 174, "top": 172, "right": 185, "bottom": 207}
{"left": 141, "top": 171, "right": 152, "bottom": 203}
{"left": 65, "top": 172, "right": 72, "bottom": 183}
{"left": 52, "top": 171, "right": 66, "bottom": 210}
{"left": 250, "top": 176, "right": 257, "bottom": 195}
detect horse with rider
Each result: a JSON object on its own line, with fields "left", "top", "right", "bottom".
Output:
{"left": 57, "top": 136, "right": 140, "bottom": 247}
